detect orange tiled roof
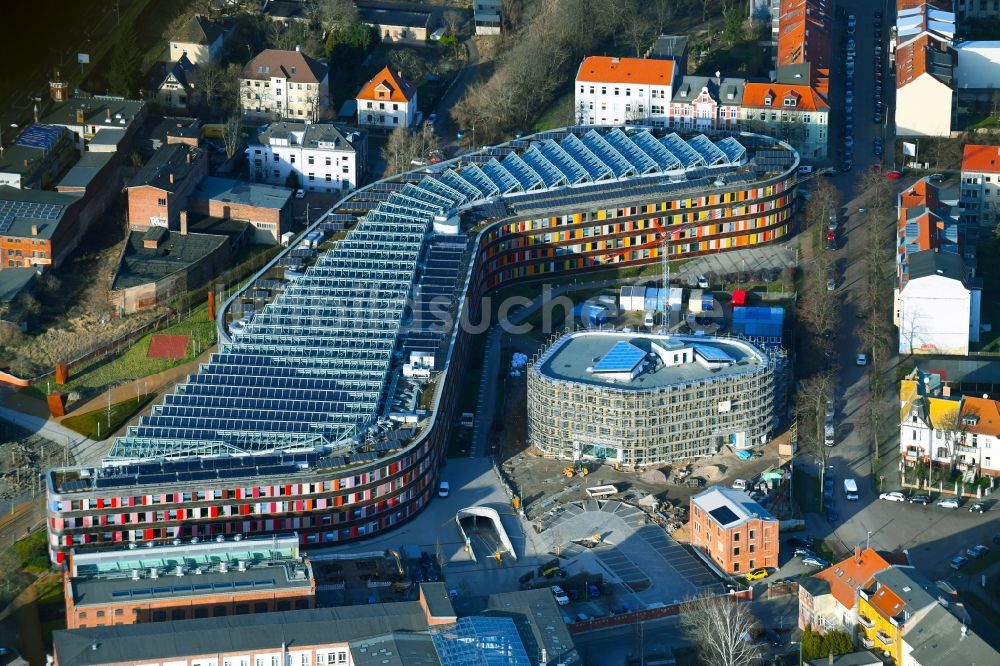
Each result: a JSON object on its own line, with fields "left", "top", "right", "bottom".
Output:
{"left": 897, "top": 0, "right": 952, "bottom": 10}
{"left": 962, "top": 144, "right": 1000, "bottom": 174}
{"left": 776, "top": 0, "right": 833, "bottom": 97}
{"left": 356, "top": 66, "right": 417, "bottom": 103}
{"left": 871, "top": 584, "right": 906, "bottom": 618}
{"left": 961, "top": 396, "right": 1000, "bottom": 436}
{"left": 741, "top": 83, "right": 829, "bottom": 112}
{"left": 576, "top": 56, "right": 674, "bottom": 86}
{"left": 813, "top": 548, "right": 890, "bottom": 610}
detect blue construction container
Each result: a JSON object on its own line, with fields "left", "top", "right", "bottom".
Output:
{"left": 731, "top": 306, "right": 785, "bottom": 338}
{"left": 573, "top": 303, "right": 608, "bottom": 327}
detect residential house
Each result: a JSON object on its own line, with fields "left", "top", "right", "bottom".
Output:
{"left": 955, "top": 0, "right": 1000, "bottom": 20}
{"left": 740, "top": 83, "right": 830, "bottom": 158}
{"left": 126, "top": 143, "right": 207, "bottom": 231}
{"left": 899, "top": 370, "right": 1000, "bottom": 477}
{"left": 667, "top": 75, "right": 745, "bottom": 132}
{"left": 249, "top": 121, "right": 367, "bottom": 193}
{"left": 240, "top": 48, "right": 330, "bottom": 121}
{"left": 39, "top": 95, "right": 147, "bottom": 152}
{"left": 798, "top": 547, "right": 891, "bottom": 637}
{"left": 895, "top": 33, "right": 956, "bottom": 137}
{"left": 150, "top": 55, "right": 199, "bottom": 112}
{"left": 895, "top": 177, "right": 964, "bottom": 287}
{"left": 574, "top": 56, "right": 676, "bottom": 127}
{"left": 473, "top": 0, "right": 502, "bottom": 34}
{"left": 0, "top": 187, "right": 85, "bottom": 270}
{"left": 689, "top": 485, "right": 779, "bottom": 575}
{"left": 857, "top": 566, "right": 940, "bottom": 662}
{"left": 169, "top": 15, "right": 224, "bottom": 65}
{"left": 960, "top": 143, "right": 1000, "bottom": 228}
{"left": 357, "top": 4, "right": 434, "bottom": 45}
{"left": 774, "top": 0, "right": 833, "bottom": 102}
{"left": 895, "top": 250, "right": 980, "bottom": 354}
{"left": 188, "top": 176, "right": 293, "bottom": 244}
{"left": 0, "top": 124, "right": 76, "bottom": 190}
{"left": 356, "top": 67, "right": 418, "bottom": 129}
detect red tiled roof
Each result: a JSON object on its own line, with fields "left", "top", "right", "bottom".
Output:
{"left": 962, "top": 144, "right": 1000, "bottom": 174}
{"left": 576, "top": 56, "right": 674, "bottom": 86}
{"left": 741, "top": 83, "right": 830, "bottom": 112}
{"left": 242, "top": 49, "right": 327, "bottom": 84}
{"left": 356, "top": 66, "right": 417, "bottom": 103}
{"left": 813, "top": 548, "right": 890, "bottom": 610}
{"left": 776, "top": 0, "right": 833, "bottom": 98}
{"left": 897, "top": 0, "right": 952, "bottom": 10}
{"left": 871, "top": 584, "right": 905, "bottom": 618}
{"left": 961, "top": 396, "right": 1000, "bottom": 437}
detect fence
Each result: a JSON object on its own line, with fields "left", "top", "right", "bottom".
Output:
{"left": 567, "top": 589, "right": 754, "bottom": 635}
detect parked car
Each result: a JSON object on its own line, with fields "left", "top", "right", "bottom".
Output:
{"left": 969, "top": 502, "right": 986, "bottom": 513}
{"left": 937, "top": 498, "right": 960, "bottom": 509}
{"left": 550, "top": 585, "right": 570, "bottom": 606}
{"left": 766, "top": 629, "right": 784, "bottom": 647}
{"left": 968, "top": 545, "right": 989, "bottom": 559}
{"left": 295, "top": 189, "right": 306, "bottom": 199}
{"left": 697, "top": 274, "right": 710, "bottom": 288}
{"left": 427, "top": 112, "right": 438, "bottom": 124}
{"left": 826, "top": 507, "right": 839, "bottom": 523}
{"left": 745, "top": 568, "right": 769, "bottom": 581}
{"left": 856, "top": 352, "right": 869, "bottom": 366}
{"left": 827, "top": 277, "right": 836, "bottom": 291}
{"left": 438, "top": 481, "right": 450, "bottom": 498}
{"left": 950, "top": 555, "right": 969, "bottom": 570}
{"left": 802, "top": 556, "right": 830, "bottom": 568}
{"left": 909, "top": 494, "right": 931, "bottom": 505}
{"left": 885, "top": 170, "right": 903, "bottom": 179}
{"left": 880, "top": 491, "right": 907, "bottom": 502}
{"left": 794, "top": 547, "right": 817, "bottom": 558}
{"left": 786, "top": 537, "right": 813, "bottom": 549}
{"left": 930, "top": 173, "right": 946, "bottom": 183}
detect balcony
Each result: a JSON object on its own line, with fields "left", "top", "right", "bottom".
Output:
{"left": 861, "top": 636, "right": 875, "bottom": 649}
{"left": 859, "top": 615, "right": 875, "bottom": 629}
{"left": 877, "top": 630, "right": 894, "bottom": 645}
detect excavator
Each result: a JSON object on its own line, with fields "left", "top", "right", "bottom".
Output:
{"left": 562, "top": 463, "right": 590, "bottom": 478}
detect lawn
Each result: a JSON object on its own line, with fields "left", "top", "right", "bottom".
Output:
{"left": 62, "top": 393, "right": 157, "bottom": 440}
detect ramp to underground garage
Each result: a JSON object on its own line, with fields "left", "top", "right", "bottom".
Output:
{"left": 455, "top": 506, "right": 518, "bottom": 564}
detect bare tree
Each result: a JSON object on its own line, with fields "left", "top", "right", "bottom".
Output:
{"left": 680, "top": 595, "right": 763, "bottom": 666}
{"left": 795, "top": 369, "right": 837, "bottom": 509}
{"left": 653, "top": 0, "right": 676, "bottom": 34}
{"left": 316, "top": 0, "right": 359, "bottom": 32}
{"left": 222, "top": 116, "right": 242, "bottom": 159}
{"left": 383, "top": 127, "right": 423, "bottom": 175}
{"left": 622, "top": 2, "right": 653, "bottom": 57}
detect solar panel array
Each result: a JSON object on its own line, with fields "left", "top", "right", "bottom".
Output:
{"left": 592, "top": 341, "right": 647, "bottom": 373}
{"left": 105, "top": 128, "right": 775, "bottom": 464}
{"left": 0, "top": 197, "right": 66, "bottom": 234}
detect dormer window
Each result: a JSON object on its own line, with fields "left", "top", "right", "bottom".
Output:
{"left": 764, "top": 96, "right": 772, "bottom": 106}
{"left": 783, "top": 97, "right": 797, "bottom": 107}
{"left": 963, "top": 415, "right": 979, "bottom": 426}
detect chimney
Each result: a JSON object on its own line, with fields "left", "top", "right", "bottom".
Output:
{"left": 75, "top": 108, "right": 85, "bottom": 124}
{"left": 179, "top": 210, "right": 188, "bottom": 236}
{"left": 23, "top": 159, "right": 29, "bottom": 168}
{"left": 106, "top": 108, "right": 111, "bottom": 120}
{"left": 169, "top": 173, "right": 174, "bottom": 185}
{"left": 943, "top": 385, "right": 951, "bottom": 397}
{"left": 295, "top": 44, "right": 301, "bottom": 52}
{"left": 855, "top": 545, "right": 862, "bottom": 563}
{"left": 33, "top": 103, "right": 38, "bottom": 123}
{"left": 186, "top": 151, "right": 191, "bottom": 164}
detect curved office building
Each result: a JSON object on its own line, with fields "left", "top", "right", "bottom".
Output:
{"left": 45, "top": 127, "right": 800, "bottom": 562}
{"left": 527, "top": 331, "right": 778, "bottom": 467}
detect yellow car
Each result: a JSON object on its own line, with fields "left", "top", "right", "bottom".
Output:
{"left": 744, "top": 568, "right": 769, "bottom": 582}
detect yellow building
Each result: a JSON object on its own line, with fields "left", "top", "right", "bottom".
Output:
{"left": 856, "top": 566, "right": 938, "bottom": 663}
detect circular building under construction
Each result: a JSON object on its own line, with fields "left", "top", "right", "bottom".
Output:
{"left": 526, "top": 331, "right": 778, "bottom": 467}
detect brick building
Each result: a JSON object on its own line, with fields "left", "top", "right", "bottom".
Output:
{"left": 64, "top": 534, "right": 314, "bottom": 630}
{"left": 689, "top": 485, "right": 779, "bottom": 575}
{"left": 189, "top": 176, "right": 292, "bottom": 244}
{"left": 0, "top": 187, "right": 84, "bottom": 270}
{"left": 126, "top": 143, "right": 207, "bottom": 231}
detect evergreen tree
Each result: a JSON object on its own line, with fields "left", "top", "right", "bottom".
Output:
{"left": 824, "top": 630, "right": 855, "bottom": 656}
{"left": 109, "top": 26, "right": 142, "bottom": 97}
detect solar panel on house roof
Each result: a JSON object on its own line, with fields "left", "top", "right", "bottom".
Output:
{"left": 592, "top": 341, "right": 646, "bottom": 373}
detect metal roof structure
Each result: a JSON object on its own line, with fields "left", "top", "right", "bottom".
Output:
{"left": 432, "top": 616, "right": 531, "bottom": 666}
{"left": 106, "top": 128, "right": 783, "bottom": 463}
{"left": 592, "top": 341, "right": 647, "bottom": 373}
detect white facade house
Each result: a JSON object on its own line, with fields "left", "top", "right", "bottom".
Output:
{"left": 240, "top": 48, "right": 329, "bottom": 121}
{"left": 960, "top": 143, "right": 1000, "bottom": 228}
{"left": 895, "top": 34, "right": 955, "bottom": 137}
{"left": 249, "top": 121, "right": 367, "bottom": 193}
{"left": 896, "top": 250, "right": 981, "bottom": 355}
{"left": 356, "top": 67, "right": 418, "bottom": 129}
{"left": 900, "top": 371, "right": 1000, "bottom": 478}
{"left": 168, "top": 15, "right": 224, "bottom": 65}
{"left": 574, "top": 56, "right": 676, "bottom": 126}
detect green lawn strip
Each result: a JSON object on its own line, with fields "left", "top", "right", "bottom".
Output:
{"left": 62, "top": 393, "right": 157, "bottom": 440}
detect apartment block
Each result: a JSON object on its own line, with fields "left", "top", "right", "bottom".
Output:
{"left": 356, "top": 66, "right": 418, "bottom": 129}
{"left": 240, "top": 48, "right": 329, "bottom": 121}
{"left": 689, "top": 485, "right": 779, "bottom": 575}
{"left": 575, "top": 56, "right": 676, "bottom": 126}
{"left": 960, "top": 143, "right": 1000, "bottom": 228}
{"left": 249, "top": 121, "right": 367, "bottom": 193}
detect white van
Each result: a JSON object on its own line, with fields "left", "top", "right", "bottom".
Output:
{"left": 644, "top": 312, "right": 656, "bottom": 327}
{"left": 843, "top": 478, "right": 859, "bottom": 500}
